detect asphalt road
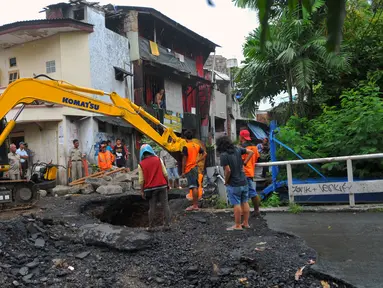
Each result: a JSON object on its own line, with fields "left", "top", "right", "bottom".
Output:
{"left": 265, "top": 212, "right": 383, "bottom": 288}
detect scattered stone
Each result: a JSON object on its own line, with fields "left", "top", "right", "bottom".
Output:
{"left": 26, "top": 261, "right": 39, "bottom": 269}
{"left": 26, "top": 223, "right": 38, "bottom": 234}
{"left": 155, "top": 277, "right": 165, "bottom": 284}
{"left": 34, "top": 238, "right": 45, "bottom": 248}
{"left": 57, "top": 270, "right": 69, "bottom": 277}
{"left": 33, "top": 223, "right": 46, "bottom": 233}
{"left": 0, "top": 263, "right": 12, "bottom": 269}
{"left": 78, "top": 223, "right": 151, "bottom": 252}
{"left": 40, "top": 277, "right": 48, "bottom": 282}
{"left": 113, "top": 173, "right": 132, "bottom": 183}
{"left": 22, "top": 273, "right": 33, "bottom": 282}
{"left": 18, "top": 267, "right": 29, "bottom": 276}
{"left": 96, "top": 185, "right": 123, "bottom": 195}
{"left": 187, "top": 266, "right": 198, "bottom": 275}
{"left": 65, "top": 195, "right": 72, "bottom": 200}
{"left": 52, "top": 185, "right": 72, "bottom": 196}
{"left": 194, "top": 217, "right": 207, "bottom": 224}
{"left": 41, "top": 218, "right": 54, "bottom": 225}
{"left": 12, "top": 280, "right": 20, "bottom": 287}
{"left": 80, "top": 184, "right": 94, "bottom": 194}
{"left": 75, "top": 251, "right": 91, "bottom": 259}
{"left": 38, "top": 190, "right": 47, "bottom": 197}
{"left": 218, "top": 267, "right": 233, "bottom": 276}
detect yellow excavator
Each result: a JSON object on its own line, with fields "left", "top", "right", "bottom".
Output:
{"left": 0, "top": 75, "right": 186, "bottom": 210}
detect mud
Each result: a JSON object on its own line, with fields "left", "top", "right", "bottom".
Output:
{"left": 0, "top": 194, "right": 354, "bottom": 288}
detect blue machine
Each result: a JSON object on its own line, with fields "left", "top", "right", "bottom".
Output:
{"left": 261, "top": 120, "right": 383, "bottom": 204}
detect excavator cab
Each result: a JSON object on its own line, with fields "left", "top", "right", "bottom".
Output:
{"left": 0, "top": 118, "right": 10, "bottom": 174}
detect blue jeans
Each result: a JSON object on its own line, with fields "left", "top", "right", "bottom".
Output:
{"left": 185, "top": 167, "right": 199, "bottom": 189}
{"left": 247, "top": 178, "right": 257, "bottom": 198}
{"left": 166, "top": 167, "right": 179, "bottom": 180}
{"left": 226, "top": 185, "right": 249, "bottom": 206}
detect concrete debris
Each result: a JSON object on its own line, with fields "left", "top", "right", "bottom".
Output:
{"left": 113, "top": 173, "right": 132, "bottom": 183}
{"left": 75, "top": 251, "right": 91, "bottom": 259}
{"left": 34, "top": 238, "right": 45, "bottom": 248}
{"left": 18, "top": 267, "right": 29, "bottom": 276}
{"left": 112, "top": 181, "right": 132, "bottom": 192}
{"left": 103, "top": 176, "right": 113, "bottom": 182}
{"left": 85, "top": 178, "right": 108, "bottom": 190}
{"left": 96, "top": 185, "right": 123, "bottom": 195}
{"left": 38, "top": 190, "right": 47, "bottom": 197}
{"left": 78, "top": 223, "right": 151, "bottom": 252}
{"left": 80, "top": 183, "right": 94, "bottom": 194}
{"left": 52, "top": 185, "right": 80, "bottom": 196}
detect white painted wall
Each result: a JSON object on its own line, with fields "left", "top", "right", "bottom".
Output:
{"left": 164, "top": 79, "right": 183, "bottom": 114}
{"left": 87, "top": 7, "right": 131, "bottom": 101}
{"left": 214, "top": 90, "right": 227, "bottom": 119}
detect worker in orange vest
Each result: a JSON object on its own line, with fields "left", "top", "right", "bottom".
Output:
{"left": 98, "top": 141, "right": 115, "bottom": 171}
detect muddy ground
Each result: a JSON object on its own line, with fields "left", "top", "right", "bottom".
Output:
{"left": 0, "top": 193, "right": 354, "bottom": 288}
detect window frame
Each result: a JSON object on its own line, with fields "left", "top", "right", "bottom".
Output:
{"left": 8, "top": 70, "right": 19, "bottom": 84}
{"left": 46, "top": 60, "right": 56, "bottom": 74}
{"left": 9, "top": 57, "right": 17, "bottom": 68}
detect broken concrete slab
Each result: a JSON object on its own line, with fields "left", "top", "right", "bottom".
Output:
{"left": 85, "top": 178, "right": 108, "bottom": 190}
{"left": 112, "top": 182, "right": 132, "bottom": 192}
{"left": 52, "top": 185, "right": 80, "bottom": 196}
{"left": 113, "top": 173, "right": 132, "bottom": 183}
{"left": 78, "top": 223, "right": 151, "bottom": 252}
{"left": 80, "top": 184, "right": 94, "bottom": 194}
{"left": 103, "top": 176, "right": 113, "bottom": 182}
{"left": 96, "top": 185, "right": 123, "bottom": 195}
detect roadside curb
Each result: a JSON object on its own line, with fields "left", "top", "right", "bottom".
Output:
{"left": 197, "top": 203, "right": 383, "bottom": 213}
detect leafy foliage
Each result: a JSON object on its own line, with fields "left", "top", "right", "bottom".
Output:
{"left": 236, "top": 2, "right": 350, "bottom": 117}
{"left": 260, "top": 192, "right": 281, "bottom": 207}
{"left": 277, "top": 72, "right": 383, "bottom": 178}
{"left": 233, "top": 0, "right": 347, "bottom": 52}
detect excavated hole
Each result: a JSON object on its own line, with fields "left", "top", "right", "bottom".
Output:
{"left": 82, "top": 194, "right": 182, "bottom": 228}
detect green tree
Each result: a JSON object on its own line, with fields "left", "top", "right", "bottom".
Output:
{"left": 236, "top": 2, "right": 349, "bottom": 118}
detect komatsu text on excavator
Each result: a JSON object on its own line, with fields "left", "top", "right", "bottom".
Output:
{"left": 0, "top": 75, "right": 186, "bottom": 211}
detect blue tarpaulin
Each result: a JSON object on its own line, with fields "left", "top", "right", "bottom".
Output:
{"left": 247, "top": 123, "right": 267, "bottom": 140}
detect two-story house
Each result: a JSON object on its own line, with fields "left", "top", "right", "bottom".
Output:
{"left": 0, "top": 1, "right": 134, "bottom": 183}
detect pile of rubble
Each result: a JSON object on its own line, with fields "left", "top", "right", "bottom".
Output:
{"left": 43, "top": 168, "right": 141, "bottom": 197}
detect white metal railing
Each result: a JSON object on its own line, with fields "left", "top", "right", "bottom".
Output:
{"left": 256, "top": 153, "right": 383, "bottom": 206}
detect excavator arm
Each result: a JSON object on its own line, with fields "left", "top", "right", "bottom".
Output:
{"left": 0, "top": 77, "right": 186, "bottom": 152}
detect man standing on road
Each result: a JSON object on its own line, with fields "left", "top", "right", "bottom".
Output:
{"left": 16, "top": 142, "right": 28, "bottom": 179}
{"left": 7, "top": 143, "right": 22, "bottom": 180}
{"left": 182, "top": 130, "right": 207, "bottom": 211}
{"left": 68, "top": 139, "right": 84, "bottom": 181}
{"left": 138, "top": 144, "right": 171, "bottom": 231}
{"left": 216, "top": 136, "right": 254, "bottom": 231}
{"left": 160, "top": 149, "right": 181, "bottom": 189}
{"left": 239, "top": 130, "right": 261, "bottom": 217}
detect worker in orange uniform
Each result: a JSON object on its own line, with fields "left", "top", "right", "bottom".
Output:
{"left": 239, "top": 130, "right": 260, "bottom": 217}
{"left": 182, "top": 130, "right": 207, "bottom": 211}
{"left": 186, "top": 139, "right": 205, "bottom": 201}
{"left": 98, "top": 141, "right": 115, "bottom": 171}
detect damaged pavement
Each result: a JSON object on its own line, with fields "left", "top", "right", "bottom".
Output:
{"left": 0, "top": 171, "right": 355, "bottom": 287}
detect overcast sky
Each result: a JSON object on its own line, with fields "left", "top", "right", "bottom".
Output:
{"left": 0, "top": 0, "right": 258, "bottom": 62}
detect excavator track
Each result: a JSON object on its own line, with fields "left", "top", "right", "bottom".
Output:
{"left": 0, "top": 179, "right": 39, "bottom": 212}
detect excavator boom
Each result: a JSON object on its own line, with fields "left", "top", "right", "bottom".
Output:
{"left": 0, "top": 77, "right": 186, "bottom": 152}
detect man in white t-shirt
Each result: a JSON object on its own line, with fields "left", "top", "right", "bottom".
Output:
{"left": 16, "top": 142, "right": 29, "bottom": 179}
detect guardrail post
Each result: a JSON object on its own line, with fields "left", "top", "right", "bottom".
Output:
{"left": 286, "top": 163, "right": 294, "bottom": 204}
{"left": 347, "top": 159, "right": 355, "bottom": 207}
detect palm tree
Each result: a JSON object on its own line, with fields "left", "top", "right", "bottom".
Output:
{"left": 236, "top": 3, "right": 350, "bottom": 118}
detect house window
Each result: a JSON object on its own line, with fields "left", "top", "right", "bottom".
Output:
{"left": 8, "top": 71, "right": 19, "bottom": 84}
{"left": 73, "top": 9, "right": 85, "bottom": 21}
{"left": 46, "top": 60, "right": 56, "bottom": 74}
{"left": 9, "top": 57, "right": 17, "bottom": 68}
{"left": 98, "top": 121, "right": 106, "bottom": 133}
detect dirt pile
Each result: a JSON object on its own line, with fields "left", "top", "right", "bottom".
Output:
{"left": 0, "top": 195, "right": 354, "bottom": 288}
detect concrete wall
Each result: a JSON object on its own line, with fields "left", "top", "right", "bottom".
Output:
{"left": 214, "top": 90, "right": 227, "bottom": 120}
{"left": 87, "top": 7, "right": 131, "bottom": 100}
{"left": 0, "top": 34, "right": 62, "bottom": 86}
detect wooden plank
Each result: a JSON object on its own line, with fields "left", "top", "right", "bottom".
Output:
{"left": 69, "top": 171, "right": 104, "bottom": 186}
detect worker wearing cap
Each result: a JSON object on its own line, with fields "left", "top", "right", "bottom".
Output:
{"left": 239, "top": 130, "right": 261, "bottom": 217}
